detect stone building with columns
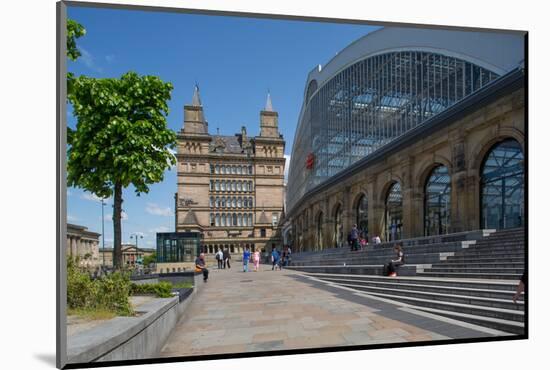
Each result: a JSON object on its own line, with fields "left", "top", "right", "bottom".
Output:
{"left": 66, "top": 223, "right": 101, "bottom": 267}
{"left": 285, "top": 27, "right": 526, "bottom": 252}
{"left": 175, "top": 86, "right": 286, "bottom": 261}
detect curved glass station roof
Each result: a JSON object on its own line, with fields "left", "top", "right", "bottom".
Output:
{"left": 287, "top": 27, "right": 524, "bottom": 213}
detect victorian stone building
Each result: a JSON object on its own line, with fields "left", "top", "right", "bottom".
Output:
{"left": 285, "top": 27, "right": 525, "bottom": 252}
{"left": 175, "top": 86, "right": 285, "bottom": 260}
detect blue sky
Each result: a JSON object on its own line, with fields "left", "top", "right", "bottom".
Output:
{"left": 67, "top": 5, "right": 379, "bottom": 249}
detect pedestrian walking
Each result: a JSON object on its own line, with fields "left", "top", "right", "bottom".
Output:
{"left": 271, "top": 248, "right": 281, "bottom": 271}
{"left": 242, "top": 246, "right": 251, "bottom": 272}
{"left": 253, "top": 249, "right": 260, "bottom": 271}
{"left": 215, "top": 249, "right": 223, "bottom": 269}
{"left": 195, "top": 253, "right": 209, "bottom": 282}
{"left": 223, "top": 247, "right": 231, "bottom": 269}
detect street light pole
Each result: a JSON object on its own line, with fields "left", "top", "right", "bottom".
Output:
{"left": 101, "top": 198, "right": 106, "bottom": 267}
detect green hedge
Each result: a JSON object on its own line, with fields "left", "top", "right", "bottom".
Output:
{"left": 67, "top": 257, "right": 133, "bottom": 316}
{"left": 130, "top": 281, "right": 173, "bottom": 298}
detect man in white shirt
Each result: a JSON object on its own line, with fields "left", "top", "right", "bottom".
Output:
{"left": 215, "top": 249, "right": 223, "bottom": 269}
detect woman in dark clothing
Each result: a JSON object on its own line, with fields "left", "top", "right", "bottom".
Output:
{"left": 195, "top": 253, "right": 209, "bottom": 282}
{"left": 386, "top": 244, "right": 404, "bottom": 276}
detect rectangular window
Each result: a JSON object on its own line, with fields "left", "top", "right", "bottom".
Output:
{"left": 260, "top": 229, "right": 266, "bottom": 238}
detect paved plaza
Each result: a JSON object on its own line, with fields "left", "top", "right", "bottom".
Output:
{"left": 159, "top": 264, "right": 503, "bottom": 358}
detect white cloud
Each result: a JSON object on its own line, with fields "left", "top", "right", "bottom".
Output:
{"left": 146, "top": 203, "right": 173, "bottom": 217}
{"left": 79, "top": 47, "right": 103, "bottom": 73}
{"left": 67, "top": 214, "right": 78, "bottom": 222}
{"left": 81, "top": 192, "right": 111, "bottom": 203}
{"left": 105, "top": 54, "right": 115, "bottom": 63}
{"left": 104, "top": 211, "right": 128, "bottom": 221}
{"left": 149, "top": 226, "right": 170, "bottom": 233}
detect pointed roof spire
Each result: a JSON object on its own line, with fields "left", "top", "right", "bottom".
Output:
{"left": 265, "top": 90, "right": 273, "bottom": 112}
{"left": 192, "top": 83, "right": 202, "bottom": 106}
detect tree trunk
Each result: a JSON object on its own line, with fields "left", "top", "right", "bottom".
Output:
{"left": 113, "top": 182, "right": 123, "bottom": 269}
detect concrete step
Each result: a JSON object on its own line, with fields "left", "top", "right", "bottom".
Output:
{"left": 320, "top": 277, "right": 523, "bottom": 301}
{"left": 430, "top": 263, "right": 524, "bottom": 269}
{"left": 342, "top": 288, "right": 524, "bottom": 323}
{"left": 444, "top": 256, "right": 524, "bottom": 263}
{"left": 302, "top": 273, "right": 519, "bottom": 291}
{"left": 408, "top": 305, "right": 524, "bottom": 335}
{"left": 286, "top": 264, "right": 418, "bottom": 276}
{"left": 331, "top": 281, "right": 523, "bottom": 311}
{"left": 425, "top": 267, "right": 524, "bottom": 274}
{"left": 418, "top": 271, "right": 521, "bottom": 280}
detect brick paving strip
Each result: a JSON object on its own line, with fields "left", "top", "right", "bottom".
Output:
{"left": 159, "top": 265, "right": 495, "bottom": 358}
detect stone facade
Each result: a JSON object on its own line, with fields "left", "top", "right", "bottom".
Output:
{"left": 287, "top": 80, "right": 525, "bottom": 252}
{"left": 67, "top": 223, "right": 101, "bottom": 267}
{"left": 98, "top": 245, "right": 155, "bottom": 267}
{"left": 176, "top": 87, "right": 285, "bottom": 260}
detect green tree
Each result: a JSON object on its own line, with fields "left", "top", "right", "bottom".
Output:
{"left": 67, "top": 19, "right": 86, "bottom": 61}
{"left": 142, "top": 252, "right": 157, "bottom": 267}
{"left": 67, "top": 72, "right": 176, "bottom": 269}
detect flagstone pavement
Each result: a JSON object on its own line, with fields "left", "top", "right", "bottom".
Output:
{"left": 159, "top": 264, "right": 491, "bottom": 358}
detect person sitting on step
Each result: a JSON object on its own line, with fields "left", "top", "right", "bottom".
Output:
{"left": 385, "top": 244, "right": 404, "bottom": 277}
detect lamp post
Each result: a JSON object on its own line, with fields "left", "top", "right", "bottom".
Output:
{"left": 101, "top": 198, "right": 106, "bottom": 267}
{"left": 130, "top": 233, "right": 143, "bottom": 265}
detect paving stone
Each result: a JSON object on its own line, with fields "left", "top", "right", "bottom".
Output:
{"left": 158, "top": 268, "right": 481, "bottom": 357}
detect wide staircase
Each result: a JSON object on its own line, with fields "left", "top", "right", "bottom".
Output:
{"left": 287, "top": 228, "right": 525, "bottom": 335}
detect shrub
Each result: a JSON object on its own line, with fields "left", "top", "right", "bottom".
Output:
{"left": 131, "top": 281, "right": 173, "bottom": 298}
{"left": 96, "top": 271, "right": 134, "bottom": 316}
{"left": 67, "top": 257, "right": 97, "bottom": 309}
{"left": 66, "top": 257, "right": 134, "bottom": 316}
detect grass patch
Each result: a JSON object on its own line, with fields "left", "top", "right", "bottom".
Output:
{"left": 67, "top": 307, "right": 117, "bottom": 321}
{"left": 172, "top": 281, "right": 193, "bottom": 289}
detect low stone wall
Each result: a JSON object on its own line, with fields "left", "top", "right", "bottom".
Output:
{"left": 68, "top": 272, "right": 204, "bottom": 364}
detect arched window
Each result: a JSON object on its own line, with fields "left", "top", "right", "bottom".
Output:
{"left": 424, "top": 165, "right": 451, "bottom": 236}
{"left": 334, "top": 205, "right": 343, "bottom": 248}
{"left": 209, "top": 197, "right": 214, "bottom": 207}
{"left": 232, "top": 166, "right": 237, "bottom": 174}
{"left": 249, "top": 197, "right": 253, "bottom": 208}
{"left": 317, "top": 212, "right": 324, "bottom": 250}
{"left": 221, "top": 213, "right": 226, "bottom": 226}
{"left": 221, "top": 181, "right": 226, "bottom": 191}
{"left": 215, "top": 213, "right": 220, "bottom": 226}
{"left": 243, "top": 198, "right": 248, "bottom": 208}
{"left": 481, "top": 139, "right": 524, "bottom": 229}
{"left": 231, "top": 181, "right": 236, "bottom": 191}
{"left": 226, "top": 214, "right": 231, "bottom": 226}
{"left": 232, "top": 213, "right": 238, "bottom": 226}
{"left": 215, "top": 165, "right": 220, "bottom": 174}
{"left": 356, "top": 194, "right": 368, "bottom": 237}
{"left": 237, "top": 197, "right": 242, "bottom": 208}
{"left": 238, "top": 214, "right": 242, "bottom": 226}
{"left": 237, "top": 166, "right": 242, "bottom": 174}
{"left": 237, "top": 181, "right": 242, "bottom": 191}
{"left": 221, "top": 197, "right": 226, "bottom": 208}
{"left": 385, "top": 182, "right": 403, "bottom": 241}
{"left": 210, "top": 165, "right": 215, "bottom": 174}
{"left": 210, "top": 213, "right": 214, "bottom": 226}
{"left": 232, "top": 197, "right": 237, "bottom": 208}
{"left": 215, "top": 181, "right": 220, "bottom": 191}
{"left": 215, "top": 197, "right": 220, "bottom": 207}
{"left": 249, "top": 165, "right": 253, "bottom": 175}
